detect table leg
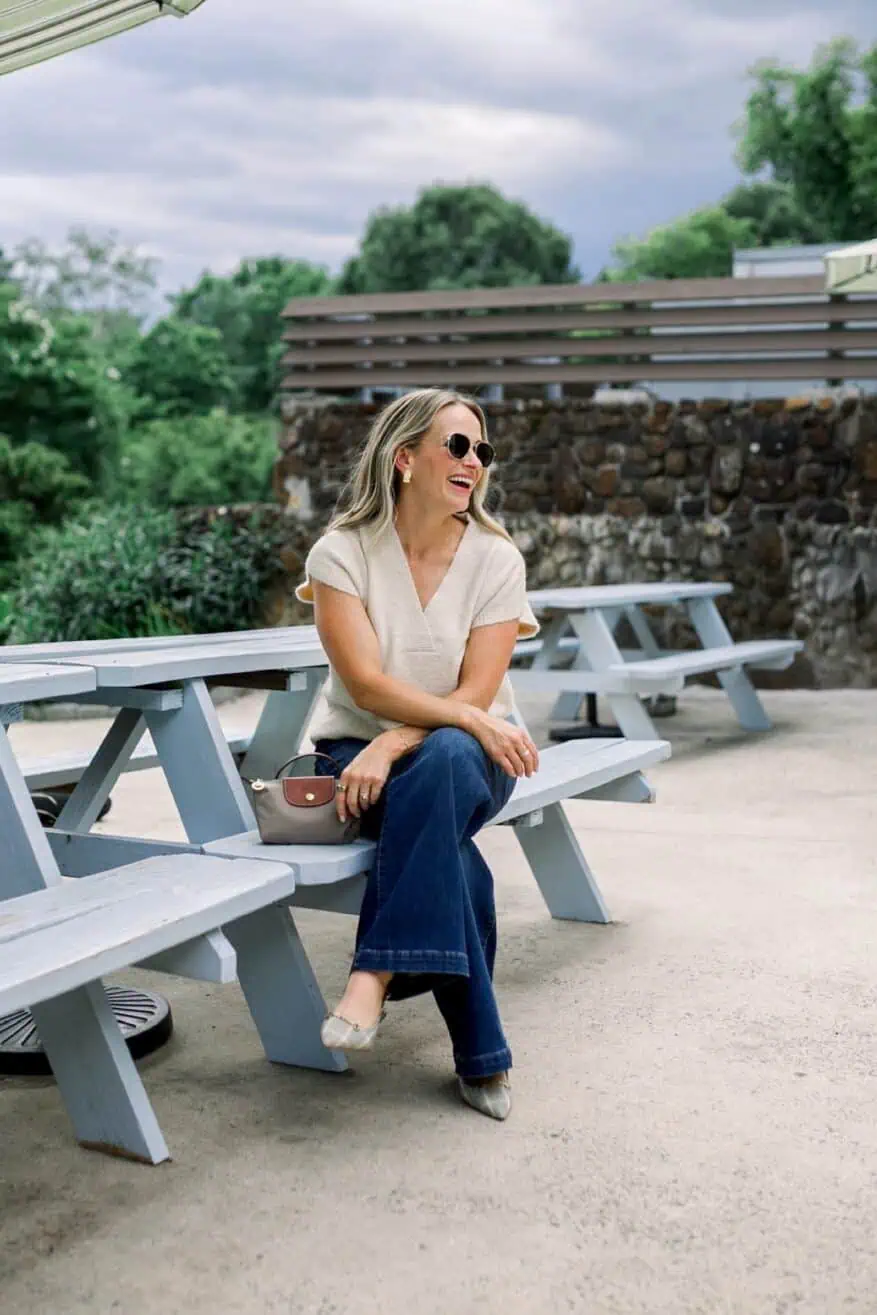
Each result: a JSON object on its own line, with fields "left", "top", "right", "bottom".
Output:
{"left": 0, "top": 726, "right": 170, "bottom": 1162}
{"left": 238, "top": 668, "right": 326, "bottom": 781}
{"left": 0, "top": 725, "right": 64, "bottom": 898}
{"left": 539, "top": 609, "right": 627, "bottom": 739}
{"left": 144, "top": 679, "right": 256, "bottom": 845}
{"left": 568, "top": 611, "right": 660, "bottom": 740}
{"left": 223, "top": 906, "right": 346, "bottom": 1073}
{"left": 512, "top": 802, "right": 610, "bottom": 923}
{"left": 532, "top": 614, "right": 583, "bottom": 723}
{"left": 145, "top": 679, "right": 346, "bottom": 1073}
{"left": 623, "top": 604, "right": 663, "bottom": 659}
{"left": 55, "top": 707, "right": 145, "bottom": 833}
{"left": 687, "top": 598, "right": 772, "bottom": 732}
{"left": 30, "top": 985, "right": 169, "bottom": 1163}
{"left": 506, "top": 707, "right": 613, "bottom": 920}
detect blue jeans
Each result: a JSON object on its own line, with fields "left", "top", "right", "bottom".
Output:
{"left": 313, "top": 728, "right": 516, "bottom": 1079}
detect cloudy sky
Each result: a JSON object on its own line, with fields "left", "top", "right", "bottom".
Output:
{"left": 0, "top": 0, "right": 873, "bottom": 296}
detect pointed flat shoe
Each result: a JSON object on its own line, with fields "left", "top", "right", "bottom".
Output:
{"left": 320, "top": 1009, "right": 385, "bottom": 1052}
{"left": 457, "top": 1074, "right": 512, "bottom": 1122}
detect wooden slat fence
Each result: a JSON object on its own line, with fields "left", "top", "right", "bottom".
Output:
{"left": 280, "top": 275, "right": 877, "bottom": 395}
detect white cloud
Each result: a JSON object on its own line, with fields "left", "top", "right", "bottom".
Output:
{"left": 179, "top": 88, "right": 627, "bottom": 187}
{"left": 0, "top": 0, "right": 872, "bottom": 290}
{"left": 310, "top": 0, "right": 615, "bottom": 85}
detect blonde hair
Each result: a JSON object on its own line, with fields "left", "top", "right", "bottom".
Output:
{"left": 328, "top": 388, "right": 512, "bottom": 543}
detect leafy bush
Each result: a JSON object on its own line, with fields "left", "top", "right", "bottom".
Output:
{"left": 0, "top": 434, "right": 92, "bottom": 591}
{"left": 165, "top": 508, "right": 285, "bottom": 636}
{"left": 0, "top": 282, "right": 129, "bottom": 481}
{"left": 4, "top": 503, "right": 285, "bottom": 644}
{"left": 116, "top": 410, "right": 278, "bottom": 507}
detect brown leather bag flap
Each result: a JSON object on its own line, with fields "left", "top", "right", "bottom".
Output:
{"left": 281, "top": 776, "right": 336, "bottom": 807}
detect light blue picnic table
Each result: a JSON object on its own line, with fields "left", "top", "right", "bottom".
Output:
{"left": 517, "top": 581, "right": 803, "bottom": 740}
{"left": 0, "top": 642, "right": 329, "bottom": 1161}
{"left": 0, "top": 630, "right": 671, "bottom": 1161}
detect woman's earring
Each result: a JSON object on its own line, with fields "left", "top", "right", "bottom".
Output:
{"left": 402, "top": 470, "right": 412, "bottom": 485}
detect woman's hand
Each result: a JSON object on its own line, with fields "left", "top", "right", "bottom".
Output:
{"left": 335, "top": 734, "right": 401, "bottom": 823}
{"left": 463, "top": 708, "right": 540, "bottom": 779}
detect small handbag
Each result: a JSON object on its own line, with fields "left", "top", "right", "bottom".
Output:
{"left": 244, "top": 752, "right": 360, "bottom": 846}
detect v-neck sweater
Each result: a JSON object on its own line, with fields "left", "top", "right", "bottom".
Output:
{"left": 296, "top": 518, "right": 540, "bottom": 743}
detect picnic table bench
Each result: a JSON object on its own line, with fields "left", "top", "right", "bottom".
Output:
{"left": 0, "top": 633, "right": 670, "bottom": 1164}
{"left": 515, "top": 582, "right": 803, "bottom": 740}
{"left": 204, "top": 736, "right": 670, "bottom": 925}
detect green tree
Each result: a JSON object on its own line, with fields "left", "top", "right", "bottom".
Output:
{"left": 0, "top": 434, "right": 91, "bottom": 590}
{"left": 11, "top": 227, "right": 158, "bottom": 331}
{"left": 172, "top": 256, "right": 332, "bottom": 413}
{"left": 116, "top": 411, "right": 278, "bottom": 507}
{"left": 602, "top": 205, "right": 757, "bottom": 281}
{"left": 338, "top": 182, "right": 579, "bottom": 293}
{"left": 602, "top": 181, "right": 825, "bottom": 282}
{"left": 125, "top": 317, "right": 235, "bottom": 421}
{"left": 736, "top": 38, "right": 877, "bottom": 241}
{"left": 603, "top": 40, "right": 877, "bottom": 282}
{"left": 0, "top": 282, "right": 127, "bottom": 481}
{"left": 10, "top": 229, "right": 157, "bottom": 425}
{"left": 722, "top": 180, "right": 823, "bottom": 246}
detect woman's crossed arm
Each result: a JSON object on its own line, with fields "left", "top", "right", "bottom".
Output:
{"left": 312, "top": 582, "right": 539, "bottom": 815}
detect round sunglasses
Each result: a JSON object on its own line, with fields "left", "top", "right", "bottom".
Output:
{"left": 442, "top": 432, "right": 496, "bottom": 469}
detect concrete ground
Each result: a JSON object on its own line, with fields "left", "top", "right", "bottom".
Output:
{"left": 1, "top": 687, "right": 876, "bottom": 1315}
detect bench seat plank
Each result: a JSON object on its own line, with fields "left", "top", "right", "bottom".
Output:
{"left": 495, "top": 739, "right": 670, "bottom": 819}
{"left": 202, "top": 835, "right": 377, "bottom": 887}
{"left": 511, "top": 667, "right": 676, "bottom": 696}
{"left": 514, "top": 637, "right": 674, "bottom": 663}
{"left": 613, "top": 639, "right": 803, "bottom": 687}
{"left": 0, "top": 853, "right": 296, "bottom": 1016}
{"left": 20, "top": 731, "right": 252, "bottom": 792}
{"left": 204, "top": 738, "right": 671, "bottom": 887}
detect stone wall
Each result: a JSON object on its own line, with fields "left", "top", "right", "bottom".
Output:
{"left": 272, "top": 394, "right": 877, "bottom": 688}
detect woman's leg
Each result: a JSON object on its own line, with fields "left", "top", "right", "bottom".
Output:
{"left": 312, "top": 739, "right": 389, "bottom": 1029}
{"left": 319, "top": 728, "right": 515, "bottom": 1079}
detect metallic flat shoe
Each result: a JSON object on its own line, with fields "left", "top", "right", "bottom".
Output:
{"left": 320, "top": 1009, "right": 386, "bottom": 1052}
{"left": 457, "top": 1074, "right": 512, "bottom": 1122}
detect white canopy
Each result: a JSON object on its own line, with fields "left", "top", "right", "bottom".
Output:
{"left": 824, "top": 237, "right": 877, "bottom": 294}
{"left": 0, "top": 1, "right": 206, "bottom": 75}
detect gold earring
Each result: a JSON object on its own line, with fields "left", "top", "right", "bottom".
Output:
{"left": 402, "top": 470, "right": 412, "bottom": 485}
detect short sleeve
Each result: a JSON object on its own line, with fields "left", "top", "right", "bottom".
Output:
{"left": 471, "top": 540, "right": 540, "bottom": 639}
{"left": 295, "top": 530, "right": 366, "bottom": 605}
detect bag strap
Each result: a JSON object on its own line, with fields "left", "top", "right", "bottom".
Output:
{"left": 274, "top": 751, "right": 340, "bottom": 780}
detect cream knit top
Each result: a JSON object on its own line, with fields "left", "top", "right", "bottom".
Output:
{"left": 295, "top": 518, "right": 539, "bottom": 744}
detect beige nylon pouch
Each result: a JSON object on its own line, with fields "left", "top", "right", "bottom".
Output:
{"left": 245, "top": 753, "right": 360, "bottom": 845}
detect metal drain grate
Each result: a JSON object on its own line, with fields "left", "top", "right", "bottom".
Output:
{"left": 0, "top": 986, "right": 173, "bottom": 1076}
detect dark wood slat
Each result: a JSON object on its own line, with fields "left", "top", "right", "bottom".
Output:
{"left": 283, "top": 357, "right": 877, "bottom": 390}
{"left": 282, "top": 275, "right": 829, "bottom": 318}
{"left": 282, "top": 299, "right": 877, "bottom": 342}
{"left": 283, "top": 328, "right": 877, "bottom": 368}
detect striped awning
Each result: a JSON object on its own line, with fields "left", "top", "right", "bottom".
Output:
{"left": 0, "top": 1, "right": 206, "bottom": 75}
{"left": 824, "top": 238, "right": 877, "bottom": 294}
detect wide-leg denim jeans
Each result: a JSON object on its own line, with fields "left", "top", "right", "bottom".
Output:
{"left": 313, "top": 728, "right": 515, "bottom": 1079}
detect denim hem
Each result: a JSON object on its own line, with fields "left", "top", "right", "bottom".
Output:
{"left": 455, "top": 1046, "right": 513, "bottom": 1080}
{"left": 353, "top": 948, "right": 470, "bottom": 976}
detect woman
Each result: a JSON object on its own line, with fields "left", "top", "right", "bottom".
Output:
{"left": 296, "top": 387, "right": 540, "bottom": 1121}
